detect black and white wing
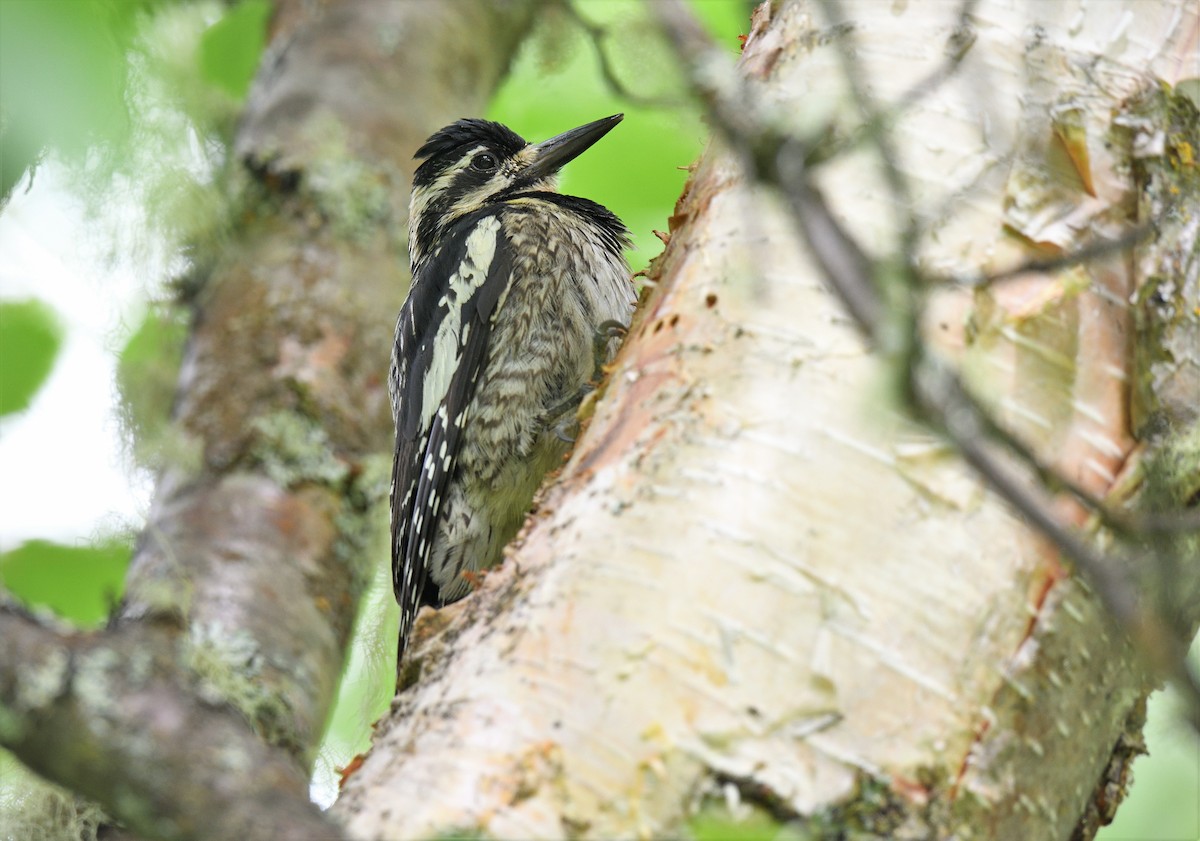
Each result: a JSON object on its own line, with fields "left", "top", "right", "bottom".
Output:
{"left": 390, "top": 210, "right": 513, "bottom": 655}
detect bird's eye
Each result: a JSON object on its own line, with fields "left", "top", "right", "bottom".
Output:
{"left": 471, "top": 153, "right": 498, "bottom": 172}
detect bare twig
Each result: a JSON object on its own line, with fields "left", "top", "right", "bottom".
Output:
{"left": 945, "top": 225, "right": 1154, "bottom": 287}
{"left": 894, "top": 0, "right": 981, "bottom": 113}
{"left": 559, "top": 0, "right": 684, "bottom": 109}
{"left": 815, "top": 0, "right": 919, "bottom": 257}
{"left": 800, "top": 0, "right": 980, "bottom": 172}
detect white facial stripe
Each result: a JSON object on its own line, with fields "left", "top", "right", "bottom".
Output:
{"left": 408, "top": 145, "right": 494, "bottom": 265}
{"left": 450, "top": 182, "right": 503, "bottom": 217}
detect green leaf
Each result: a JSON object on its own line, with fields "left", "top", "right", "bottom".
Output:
{"left": 199, "top": 0, "right": 271, "bottom": 99}
{"left": 0, "top": 299, "right": 63, "bottom": 417}
{"left": 691, "top": 812, "right": 789, "bottom": 841}
{"left": 118, "top": 305, "right": 187, "bottom": 371}
{"left": 0, "top": 0, "right": 140, "bottom": 199}
{"left": 0, "top": 539, "right": 131, "bottom": 627}
{"left": 116, "top": 304, "right": 187, "bottom": 435}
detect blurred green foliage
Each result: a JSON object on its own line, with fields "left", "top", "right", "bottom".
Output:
{"left": 691, "top": 809, "right": 791, "bottom": 841}
{"left": 199, "top": 0, "right": 270, "bottom": 99}
{"left": 115, "top": 304, "right": 190, "bottom": 468}
{"left": 116, "top": 305, "right": 188, "bottom": 414}
{"left": 0, "top": 0, "right": 156, "bottom": 201}
{"left": 0, "top": 539, "right": 131, "bottom": 628}
{"left": 0, "top": 299, "right": 63, "bottom": 417}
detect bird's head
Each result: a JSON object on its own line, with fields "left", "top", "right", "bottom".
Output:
{"left": 407, "top": 114, "right": 623, "bottom": 272}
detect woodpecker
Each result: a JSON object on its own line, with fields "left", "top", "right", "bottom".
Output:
{"left": 390, "top": 114, "right": 634, "bottom": 661}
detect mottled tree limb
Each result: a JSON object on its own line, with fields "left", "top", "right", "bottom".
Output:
{"left": 0, "top": 606, "right": 339, "bottom": 841}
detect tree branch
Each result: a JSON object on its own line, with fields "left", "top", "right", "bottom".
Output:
{"left": 0, "top": 606, "right": 340, "bottom": 841}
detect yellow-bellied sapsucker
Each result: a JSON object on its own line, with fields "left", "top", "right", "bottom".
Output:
{"left": 390, "top": 115, "right": 634, "bottom": 660}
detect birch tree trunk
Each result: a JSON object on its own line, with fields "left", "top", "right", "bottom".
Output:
{"left": 338, "top": 2, "right": 1199, "bottom": 839}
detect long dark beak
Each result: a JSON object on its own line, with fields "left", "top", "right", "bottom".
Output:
{"left": 521, "top": 114, "right": 623, "bottom": 182}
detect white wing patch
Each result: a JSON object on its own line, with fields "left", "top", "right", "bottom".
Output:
{"left": 420, "top": 216, "right": 501, "bottom": 426}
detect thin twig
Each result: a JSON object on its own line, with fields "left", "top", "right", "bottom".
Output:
{"left": 945, "top": 225, "right": 1154, "bottom": 287}
{"left": 895, "top": 0, "right": 981, "bottom": 113}
{"left": 801, "top": 0, "right": 980, "bottom": 172}
{"left": 559, "top": 0, "right": 684, "bottom": 109}
{"left": 815, "top": 0, "right": 920, "bottom": 257}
